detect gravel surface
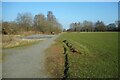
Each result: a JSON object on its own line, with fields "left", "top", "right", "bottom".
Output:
{"left": 0, "top": 34, "right": 2, "bottom": 79}
{"left": 2, "top": 34, "right": 60, "bottom": 78}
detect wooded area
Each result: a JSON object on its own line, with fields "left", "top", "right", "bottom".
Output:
{"left": 2, "top": 11, "right": 63, "bottom": 35}
{"left": 67, "top": 20, "right": 120, "bottom": 32}
{"left": 1, "top": 11, "right": 120, "bottom": 34}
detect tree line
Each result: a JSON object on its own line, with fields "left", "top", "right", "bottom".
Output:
{"left": 2, "top": 11, "right": 63, "bottom": 35}
{"left": 67, "top": 20, "right": 120, "bottom": 32}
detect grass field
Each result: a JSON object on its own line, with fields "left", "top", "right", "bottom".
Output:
{"left": 45, "top": 32, "right": 118, "bottom": 78}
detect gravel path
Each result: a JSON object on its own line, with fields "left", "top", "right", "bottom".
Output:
{"left": 2, "top": 34, "right": 60, "bottom": 78}
{"left": 0, "top": 35, "right": 2, "bottom": 79}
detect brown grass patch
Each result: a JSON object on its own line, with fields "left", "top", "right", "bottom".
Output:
{"left": 2, "top": 35, "right": 41, "bottom": 49}
{"left": 45, "top": 42, "right": 64, "bottom": 78}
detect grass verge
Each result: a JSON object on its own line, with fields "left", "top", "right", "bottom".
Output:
{"left": 45, "top": 41, "right": 64, "bottom": 78}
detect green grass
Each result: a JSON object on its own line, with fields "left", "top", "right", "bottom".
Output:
{"left": 53, "top": 32, "right": 118, "bottom": 78}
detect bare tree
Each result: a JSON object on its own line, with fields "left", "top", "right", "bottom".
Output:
{"left": 47, "top": 11, "right": 63, "bottom": 33}
{"left": 16, "top": 12, "right": 33, "bottom": 32}
{"left": 69, "top": 22, "right": 81, "bottom": 32}
{"left": 95, "top": 21, "right": 106, "bottom": 31}
{"left": 82, "top": 20, "right": 94, "bottom": 32}
{"left": 34, "top": 13, "right": 47, "bottom": 33}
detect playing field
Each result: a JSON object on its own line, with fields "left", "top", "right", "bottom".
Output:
{"left": 46, "top": 32, "right": 118, "bottom": 78}
{"left": 47, "top": 32, "right": 118, "bottom": 78}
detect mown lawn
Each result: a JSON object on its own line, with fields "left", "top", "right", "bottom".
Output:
{"left": 45, "top": 32, "right": 118, "bottom": 78}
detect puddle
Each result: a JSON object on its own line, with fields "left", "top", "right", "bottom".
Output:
{"left": 22, "top": 35, "right": 55, "bottom": 40}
